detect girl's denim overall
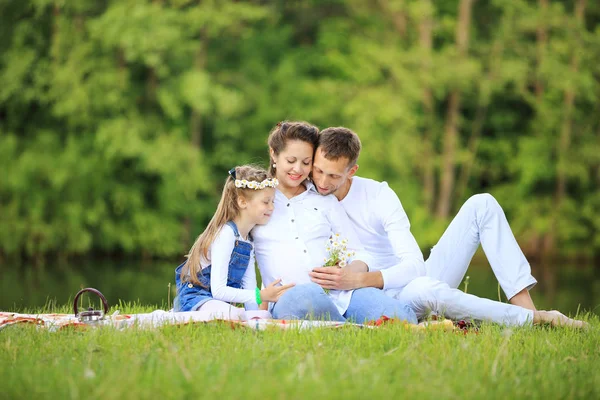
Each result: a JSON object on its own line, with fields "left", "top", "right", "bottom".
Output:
{"left": 174, "top": 221, "right": 253, "bottom": 312}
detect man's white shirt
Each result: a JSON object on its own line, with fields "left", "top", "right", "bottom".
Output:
{"left": 339, "top": 176, "right": 426, "bottom": 289}
{"left": 252, "top": 182, "right": 371, "bottom": 315}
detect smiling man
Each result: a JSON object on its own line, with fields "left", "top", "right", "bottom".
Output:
{"left": 308, "top": 126, "right": 586, "bottom": 327}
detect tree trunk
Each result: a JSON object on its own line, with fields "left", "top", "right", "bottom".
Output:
{"left": 535, "top": 0, "right": 548, "bottom": 101}
{"left": 391, "top": 4, "right": 407, "bottom": 38}
{"left": 455, "top": 104, "right": 486, "bottom": 201}
{"left": 436, "top": 0, "right": 475, "bottom": 219}
{"left": 117, "top": 48, "right": 127, "bottom": 89}
{"left": 456, "top": 38, "right": 503, "bottom": 201}
{"left": 146, "top": 0, "right": 163, "bottom": 104}
{"left": 189, "top": 43, "right": 205, "bottom": 149}
{"left": 542, "top": 0, "right": 586, "bottom": 303}
{"left": 546, "top": 0, "right": 586, "bottom": 246}
{"left": 597, "top": 119, "right": 600, "bottom": 186}
{"left": 554, "top": 0, "right": 585, "bottom": 210}
{"left": 146, "top": 69, "right": 158, "bottom": 104}
{"left": 379, "top": 0, "right": 407, "bottom": 39}
{"left": 51, "top": 3, "right": 61, "bottom": 60}
{"left": 529, "top": 0, "right": 550, "bottom": 271}
{"left": 184, "top": 39, "right": 206, "bottom": 248}
{"left": 418, "top": 0, "right": 435, "bottom": 212}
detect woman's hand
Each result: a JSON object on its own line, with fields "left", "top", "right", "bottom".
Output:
{"left": 260, "top": 279, "right": 295, "bottom": 302}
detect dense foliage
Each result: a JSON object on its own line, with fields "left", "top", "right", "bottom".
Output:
{"left": 1, "top": 0, "right": 599, "bottom": 263}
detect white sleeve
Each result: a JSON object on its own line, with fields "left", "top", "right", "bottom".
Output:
{"left": 376, "top": 183, "right": 426, "bottom": 289}
{"left": 241, "top": 252, "right": 259, "bottom": 311}
{"left": 325, "top": 197, "right": 373, "bottom": 267}
{"left": 209, "top": 226, "right": 258, "bottom": 305}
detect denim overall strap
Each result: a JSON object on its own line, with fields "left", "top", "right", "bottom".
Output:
{"left": 226, "top": 221, "right": 241, "bottom": 238}
{"left": 226, "top": 222, "right": 253, "bottom": 287}
{"left": 173, "top": 221, "right": 253, "bottom": 312}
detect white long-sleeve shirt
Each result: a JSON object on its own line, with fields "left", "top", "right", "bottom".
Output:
{"left": 252, "top": 182, "right": 371, "bottom": 315}
{"left": 339, "top": 176, "right": 426, "bottom": 289}
{"left": 202, "top": 225, "right": 258, "bottom": 310}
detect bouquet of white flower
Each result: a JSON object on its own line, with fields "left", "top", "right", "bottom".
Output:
{"left": 322, "top": 233, "right": 355, "bottom": 293}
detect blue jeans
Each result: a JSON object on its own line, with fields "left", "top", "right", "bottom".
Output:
{"left": 271, "top": 283, "right": 345, "bottom": 321}
{"left": 344, "top": 287, "right": 417, "bottom": 324}
{"left": 271, "top": 283, "right": 417, "bottom": 324}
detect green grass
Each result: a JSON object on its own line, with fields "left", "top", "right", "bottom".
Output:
{"left": 1, "top": 306, "right": 599, "bottom": 400}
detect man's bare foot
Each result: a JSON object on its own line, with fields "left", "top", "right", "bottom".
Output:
{"left": 533, "top": 310, "right": 588, "bottom": 329}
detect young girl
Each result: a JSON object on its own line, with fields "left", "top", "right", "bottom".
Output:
{"left": 174, "top": 165, "right": 294, "bottom": 319}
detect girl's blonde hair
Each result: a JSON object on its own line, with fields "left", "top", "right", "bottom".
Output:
{"left": 181, "top": 165, "right": 271, "bottom": 286}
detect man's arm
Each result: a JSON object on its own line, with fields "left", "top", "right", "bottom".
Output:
{"left": 309, "top": 196, "right": 383, "bottom": 290}
{"left": 310, "top": 260, "right": 384, "bottom": 290}
{"left": 310, "top": 183, "right": 424, "bottom": 291}
{"left": 376, "top": 183, "right": 426, "bottom": 289}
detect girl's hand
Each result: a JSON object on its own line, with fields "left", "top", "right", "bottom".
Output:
{"left": 260, "top": 279, "right": 295, "bottom": 303}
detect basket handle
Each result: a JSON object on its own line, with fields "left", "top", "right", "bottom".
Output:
{"left": 73, "top": 288, "right": 109, "bottom": 316}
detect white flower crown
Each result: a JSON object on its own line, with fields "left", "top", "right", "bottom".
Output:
{"left": 235, "top": 178, "right": 279, "bottom": 190}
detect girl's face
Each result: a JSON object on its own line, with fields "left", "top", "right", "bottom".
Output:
{"left": 242, "top": 188, "right": 275, "bottom": 226}
{"left": 271, "top": 140, "right": 314, "bottom": 189}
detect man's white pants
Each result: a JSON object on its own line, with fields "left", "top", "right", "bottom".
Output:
{"left": 386, "top": 194, "right": 537, "bottom": 326}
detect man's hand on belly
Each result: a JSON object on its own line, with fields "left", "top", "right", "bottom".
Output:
{"left": 309, "top": 262, "right": 384, "bottom": 290}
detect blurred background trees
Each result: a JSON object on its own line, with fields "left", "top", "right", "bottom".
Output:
{"left": 1, "top": 0, "right": 599, "bottom": 270}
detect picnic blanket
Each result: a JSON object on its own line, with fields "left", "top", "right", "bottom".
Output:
{"left": 0, "top": 310, "right": 459, "bottom": 332}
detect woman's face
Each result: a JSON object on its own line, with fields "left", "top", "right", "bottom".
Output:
{"left": 271, "top": 140, "right": 314, "bottom": 189}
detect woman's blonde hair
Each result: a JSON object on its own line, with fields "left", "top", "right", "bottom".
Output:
{"left": 181, "top": 165, "right": 271, "bottom": 286}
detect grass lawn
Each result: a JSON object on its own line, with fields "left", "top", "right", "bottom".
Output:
{"left": 1, "top": 305, "right": 599, "bottom": 399}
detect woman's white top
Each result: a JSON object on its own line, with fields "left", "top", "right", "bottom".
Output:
{"left": 252, "top": 182, "right": 371, "bottom": 315}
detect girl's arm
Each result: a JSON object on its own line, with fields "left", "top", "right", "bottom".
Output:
{"left": 210, "top": 226, "right": 258, "bottom": 305}
{"left": 240, "top": 254, "right": 259, "bottom": 311}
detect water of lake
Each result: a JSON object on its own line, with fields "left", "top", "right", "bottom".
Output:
{"left": 1, "top": 259, "right": 599, "bottom": 316}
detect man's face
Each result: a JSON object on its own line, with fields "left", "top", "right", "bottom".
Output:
{"left": 312, "top": 148, "right": 356, "bottom": 196}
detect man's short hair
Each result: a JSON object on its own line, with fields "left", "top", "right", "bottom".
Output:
{"left": 318, "top": 127, "right": 362, "bottom": 167}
